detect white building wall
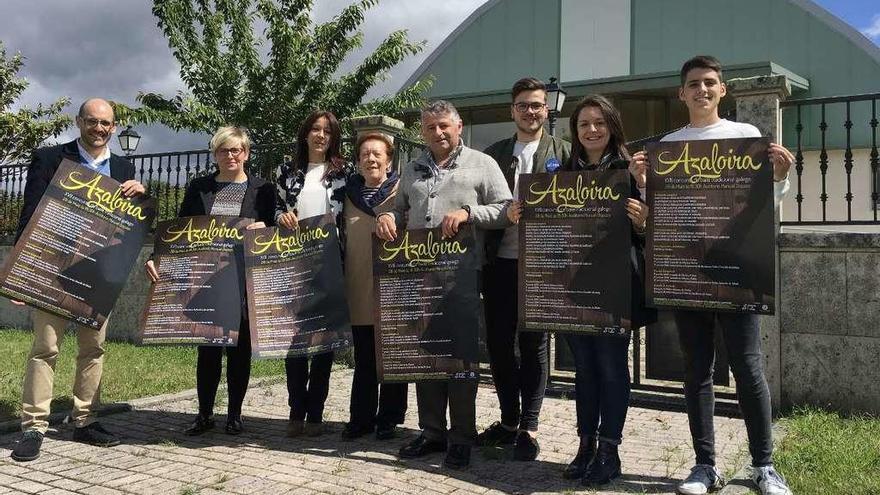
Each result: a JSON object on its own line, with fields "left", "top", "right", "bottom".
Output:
{"left": 560, "top": 0, "right": 631, "bottom": 82}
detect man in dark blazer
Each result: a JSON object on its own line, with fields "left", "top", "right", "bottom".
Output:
{"left": 10, "top": 98, "right": 145, "bottom": 462}
{"left": 479, "top": 78, "right": 571, "bottom": 461}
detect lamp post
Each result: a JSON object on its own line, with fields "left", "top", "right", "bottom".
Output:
{"left": 546, "top": 77, "right": 567, "bottom": 136}
{"left": 118, "top": 126, "right": 141, "bottom": 156}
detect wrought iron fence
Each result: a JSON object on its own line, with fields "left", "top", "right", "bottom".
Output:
{"left": 0, "top": 135, "right": 428, "bottom": 235}
{"left": 780, "top": 92, "right": 880, "bottom": 225}
{"left": 0, "top": 162, "right": 26, "bottom": 238}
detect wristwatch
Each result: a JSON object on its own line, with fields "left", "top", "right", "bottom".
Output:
{"left": 460, "top": 204, "right": 471, "bottom": 222}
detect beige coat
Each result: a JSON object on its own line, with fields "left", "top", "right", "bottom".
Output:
{"left": 344, "top": 187, "right": 397, "bottom": 326}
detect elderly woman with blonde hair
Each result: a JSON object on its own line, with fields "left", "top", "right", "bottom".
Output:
{"left": 145, "top": 126, "right": 283, "bottom": 437}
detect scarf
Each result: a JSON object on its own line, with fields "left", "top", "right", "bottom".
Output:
{"left": 346, "top": 170, "right": 399, "bottom": 217}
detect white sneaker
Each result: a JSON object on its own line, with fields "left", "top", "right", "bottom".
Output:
{"left": 677, "top": 464, "right": 725, "bottom": 495}
{"left": 752, "top": 465, "right": 793, "bottom": 495}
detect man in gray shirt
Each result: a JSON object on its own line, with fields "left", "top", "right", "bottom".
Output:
{"left": 376, "top": 100, "right": 511, "bottom": 469}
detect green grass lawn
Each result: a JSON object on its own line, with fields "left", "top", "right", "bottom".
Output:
{"left": 0, "top": 328, "right": 286, "bottom": 423}
{"left": 773, "top": 408, "right": 880, "bottom": 495}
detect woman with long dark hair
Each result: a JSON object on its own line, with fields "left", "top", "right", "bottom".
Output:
{"left": 560, "top": 95, "right": 655, "bottom": 486}
{"left": 275, "top": 110, "right": 349, "bottom": 436}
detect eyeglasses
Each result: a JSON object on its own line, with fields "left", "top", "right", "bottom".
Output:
{"left": 218, "top": 147, "right": 244, "bottom": 157}
{"left": 82, "top": 117, "right": 114, "bottom": 129}
{"left": 513, "top": 102, "right": 546, "bottom": 113}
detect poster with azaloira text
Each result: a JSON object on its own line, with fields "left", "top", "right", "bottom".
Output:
{"left": 518, "top": 169, "right": 632, "bottom": 336}
{"left": 139, "top": 215, "right": 251, "bottom": 345}
{"left": 244, "top": 214, "right": 352, "bottom": 359}
{"left": 645, "top": 137, "right": 775, "bottom": 314}
{"left": 373, "top": 226, "right": 480, "bottom": 382}
{"left": 0, "top": 159, "right": 155, "bottom": 329}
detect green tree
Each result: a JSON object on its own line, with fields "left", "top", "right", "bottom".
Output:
{"left": 0, "top": 41, "right": 71, "bottom": 164}
{"left": 116, "top": 0, "right": 432, "bottom": 145}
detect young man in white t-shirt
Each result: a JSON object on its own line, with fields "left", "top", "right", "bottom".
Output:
{"left": 631, "top": 55, "right": 794, "bottom": 495}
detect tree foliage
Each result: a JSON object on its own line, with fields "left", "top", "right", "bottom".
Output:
{"left": 116, "top": 0, "right": 432, "bottom": 145}
{"left": 0, "top": 41, "right": 71, "bottom": 164}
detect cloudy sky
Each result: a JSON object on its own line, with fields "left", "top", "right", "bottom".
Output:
{"left": 2, "top": 0, "right": 879, "bottom": 155}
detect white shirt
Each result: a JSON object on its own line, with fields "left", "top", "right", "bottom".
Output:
{"left": 661, "top": 119, "right": 790, "bottom": 205}
{"left": 76, "top": 140, "right": 111, "bottom": 169}
{"left": 498, "top": 139, "right": 540, "bottom": 259}
{"left": 297, "top": 162, "right": 330, "bottom": 219}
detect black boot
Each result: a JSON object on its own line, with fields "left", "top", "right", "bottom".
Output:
{"left": 582, "top": 440, "right": 621, "bottom": 486}
{"left": 563, "top": 436, "right": 597, "bottom": 479}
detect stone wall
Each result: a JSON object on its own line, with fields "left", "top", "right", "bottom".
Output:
{"left": 778, "top": 232, "right": 880, "bottom": 414}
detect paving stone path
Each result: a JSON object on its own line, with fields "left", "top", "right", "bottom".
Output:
{"left": 0, "top": 370, "right": 749, "bottom": 494}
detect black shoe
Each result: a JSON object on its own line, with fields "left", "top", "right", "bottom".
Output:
{"left": 513, "top": 431, "right": 540, "bottom": 461}
{"left": 342, "top": 422, "right": 374, "bottom": 440}
{"left": 398, "top": 435, "right": 447, "bottom": 458}
{"left": 184, "top": 414, "right": 215, "bottom": 436}
{"left": 72, "top": 422, "right": 120, "bottom": 447}
{"left": 582, "top": 441, "right": 621, "bottom": 486}
{"left": 563, "top": 436, "right": 597, "bottom": 479}
{"left": 10, "top": 430, "right": 44, "bottom": 462}
{"left": 375, "top": 423, "right": 398, "bottom": 440}
{"left": 225, "top": 417, "right": 243, "bottom": 435}
{"left": 475, "top": 421, "right": 517, "bottom": 446}
{"left": 443, "top": 444, "right": 471, "bottom": 470}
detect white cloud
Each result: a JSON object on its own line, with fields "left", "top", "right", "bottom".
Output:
{"left": 861, "top": 14, "right": 880, "bottom": 41}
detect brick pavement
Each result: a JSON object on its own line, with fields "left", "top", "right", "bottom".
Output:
{"left": 0, "top": 369, "right": 749, "bottom": 494}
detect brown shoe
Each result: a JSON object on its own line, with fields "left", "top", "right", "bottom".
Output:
{"left": 286, "top": 420, "right": 304, "bottom": 438}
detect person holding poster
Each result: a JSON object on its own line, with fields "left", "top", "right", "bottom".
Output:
{"left": 9, "top": 98, "right": 145, "bottom": 462}
{"left": 479, "top": 77, "right": 570, "bottom": 461}
{"left": 518, "top": 95, "right": 650, "bottom": 486}
{"left": 341, "top": 132, "right": 409, "bottom": 441}
{"left": 275, "top": 110, "right": 349, "bottom": 437}
{"left": 631, "top": 56, "right": 794, "bottom": 495}
{"left": 145, "top": 126, "right": 281, "bottom": 437}
{"left": 376, "top": 100, "right": 512, "bottom": 470}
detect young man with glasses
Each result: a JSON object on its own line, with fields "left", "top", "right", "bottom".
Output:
{"left": 9, "top": 98, "right": 145, "bottom": 462}
{"left": 479, "top": 77, "right": 571, "bottom": 461}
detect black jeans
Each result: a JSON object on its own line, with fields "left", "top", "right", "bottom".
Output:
{"left": 285, "top": 352, "right": 334, "bottom": 423}
{"left": 674, "top": 310, "right": 773, "bottom": 467}
{"left": 416, "top": 378, "right": 478, "bottom": 446}
{"left": 564, "top": 333, "right": 631, "bottom": 444}
{"left": 483, "top": 258, "right": 549, "bottom": 431}
{"left": 196, "top": 320, "right": 251, "bottom": 418}
{"left": 349, "top": 325, "right": 408, "bottom": 427}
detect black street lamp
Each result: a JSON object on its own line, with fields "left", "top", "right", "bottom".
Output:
{"left": 118, "top": 126, "right": 141, "bottom": 156}
{"left": 546, "top": 77, "right": 567, "bottom": 136}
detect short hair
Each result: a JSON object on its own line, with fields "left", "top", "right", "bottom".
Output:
{"left": 680, "top": 55, "right": 723, "bottom": 85}
{"left": 356, "top": 132, "right": 395, "bottom": 159}
{"left": 511, "top": 77, "right": 546, "bottom": 101}
{"left": 209, "top": 126, "right": 251, "bottom": 153}
{"left": 421, "top": 100, "right": 461, "bottom": 123}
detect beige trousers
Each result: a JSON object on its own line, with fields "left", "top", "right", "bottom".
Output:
{"left": 21, "top": 309, "right": 108, "bottom": 433}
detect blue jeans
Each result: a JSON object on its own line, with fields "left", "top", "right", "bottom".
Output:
{"left": 565, "top": 333, "right": 631, "bottom": 444}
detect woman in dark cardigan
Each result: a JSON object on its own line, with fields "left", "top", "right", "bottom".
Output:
{"left": 558, "top": 95, "right": 656, "bottom": 486}
{"left": 145, "top": 126, "right": 283, "bottom": 436}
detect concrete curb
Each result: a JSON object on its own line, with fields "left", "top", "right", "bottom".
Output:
{"left": 718, "top": 424, "right": 788, "bottom": 494}
{"left": 0, "top": 375, "right": 285, "bottom": 434}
